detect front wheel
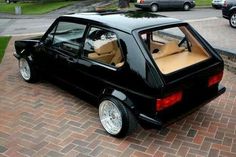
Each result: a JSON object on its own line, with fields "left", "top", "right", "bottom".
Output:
{"left": 183, "top": 3, "right": 190, "bottom": 11}
{"left": 229, "top": 12, "right": 236, "bottom": 28}
{"left": 19, "top": 57, "right": 38, "bottom": 83}
{"left": 151, "top": 4, "right": 158, "bottom": 12}
{"left": 99, "top": 98, "right": 137, "bottom": 137}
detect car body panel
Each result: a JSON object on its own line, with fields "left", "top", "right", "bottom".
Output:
{"left": 14, "top": 11, "right": 225, "bottom": 127}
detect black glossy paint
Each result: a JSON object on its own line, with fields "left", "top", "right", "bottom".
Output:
{"left": 14, "top": 11, "right": 225, "bottom": 127}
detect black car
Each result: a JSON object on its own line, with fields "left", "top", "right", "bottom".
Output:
{"left": 222, "top": 0, "right": 236, "bottom": 28}
{"left": 14, "top": 11, "right": 225, "bottom": 137}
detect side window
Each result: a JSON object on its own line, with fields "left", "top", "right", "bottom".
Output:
{"left": 83, "top": 27, "right": 124, "bottom": 67}
{"left": 48, "top": 21, "right": 86, "bottom": 56}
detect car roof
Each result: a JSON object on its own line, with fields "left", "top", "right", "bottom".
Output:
{"left": 62, "top": 11, "right": 183, "bottom": 33}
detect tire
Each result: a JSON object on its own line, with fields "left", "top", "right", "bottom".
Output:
{"left": 19, "top": 57, "right": 38, "bottom": 83}
{"left": 99, "top": 97, "right": 137, "bottom": 137}
{"left": 183, "top": 3, "right": 190, "bottom": 11}
{"left": 5, "top": 0, "right": 10, "bottom": 4}
{"left": 151, "top": 4, "right": 158, "bottom": 12}
{"left": 229, "top": 12, "right": 236, "bottom": 28}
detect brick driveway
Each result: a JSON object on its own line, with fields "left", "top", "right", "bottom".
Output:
{"left": 0, "top": 37, "right": 236, "bottom": 157}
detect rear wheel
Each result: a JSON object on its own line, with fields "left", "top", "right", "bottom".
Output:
{"left": 5, "top": 0, "right": 10, "bottom": 4}
{"left": 229, "top": 12, "right": 236, "bottom": 28}
{"left": 183, "top": 3, "right": 190, "bottom": 11}
{"left": 151, "top": 4, "right": 158, "bottom": 12}
{"left": 19, "top": 57, "right": 38, "bottom": 83}
{"left": 99, "top": 97, "right": 137, "bottom": 137}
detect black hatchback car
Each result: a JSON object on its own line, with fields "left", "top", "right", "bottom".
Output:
{"left": 14, "top": 11, "right": 225, "bottom": 137}
{"left": 222, "top": 0, "right": 236, "bottom": 28}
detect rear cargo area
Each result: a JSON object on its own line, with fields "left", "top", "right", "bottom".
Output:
{"left": 140, "top": 25, "right": 211, "bottom": 74}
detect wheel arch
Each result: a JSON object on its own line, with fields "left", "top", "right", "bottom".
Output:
{"left": 99, "top": 88, "right": 137, "bottom": 114}
{"left": 229, "top": 7, "right": 236, "bottom": 15}
{"left": 150, "top": 2, "right": 159, "bottom": 8}
{"left": 14, "top": 40, "right": 38, "bottom": 59}
{"left": 183, "top": 2, "right": 191, "bottom": 7}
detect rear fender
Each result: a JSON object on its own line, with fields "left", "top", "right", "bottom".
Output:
{"left": 99, "top": 88, "right": 137, "bottom": 113}
{"left": 229, "top": 7, "right": 236, "bottom": 15}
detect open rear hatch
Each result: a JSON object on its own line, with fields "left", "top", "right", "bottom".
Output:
{"left": 138, "top": 23, "right": 226, "bottom": 125}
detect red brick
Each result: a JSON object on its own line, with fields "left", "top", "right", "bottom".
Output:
{"left": 133, "top": 151, "right": 152, "bottom": 157}
{"left": 177, "top": 146, "right": 189, "bottom": 157}
{"left": 193, "top": 134, "right": 204, "bottom": 145}
{"left": 0, "top": 36, "right": 236, "bottom": 157}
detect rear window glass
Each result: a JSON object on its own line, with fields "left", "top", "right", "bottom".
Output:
{"left": 139, "top": 25, "right": 211, "bottom": 74}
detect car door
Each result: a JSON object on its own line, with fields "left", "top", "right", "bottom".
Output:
{"left": 165, "top": 0, "right": 179, "bottom": 9}
{"left": 73, "top": 26, "right": 125, "bottom": 97}
{"left": 38, "top": 20, "right": 87, "bottom": 83}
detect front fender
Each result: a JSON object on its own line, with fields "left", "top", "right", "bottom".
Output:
{"left": 14, "top": 40, "right": 39, "bottom": 58}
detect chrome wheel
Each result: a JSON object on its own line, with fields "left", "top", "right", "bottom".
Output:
{"left": 230, "top": 13, "right": 236, "bottom": 28}
{"left": 99, "top": 100, "right": 122, "bottom": 135}
{"left": 19, "top": 58, "right": 31, "bottom": 81}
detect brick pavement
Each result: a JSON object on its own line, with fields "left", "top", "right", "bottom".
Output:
{"left": 0, "top": 37, "right": 236, "bottom": 157}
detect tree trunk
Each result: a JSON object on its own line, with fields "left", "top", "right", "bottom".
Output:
{"left": 119, "top": 0, "right": 130, "bottom": 8}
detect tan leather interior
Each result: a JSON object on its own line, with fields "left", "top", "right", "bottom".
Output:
{"left": 88, "top": 39, "right": 123, "bottom": 66}
{"left": 150, "top": 40, "right": 163, "bottom": 54}
{"left": 152, "top": 40, "right": 209, "bottom": 74}
{"left": 152, "top": 41, "right": 185, "bottom": 59}
{"left": 155, "top": 51, "right": 208, "bottom": 74}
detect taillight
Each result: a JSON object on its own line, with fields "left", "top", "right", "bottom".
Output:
{"left": 223, "top": 0, "right": 227, "bottom": 7}
{"left": 208, "top": 71, "right": 223, "bottom": 87}
{"left": 140, "top": 0, "right": 144, "bottom": 4}
{"left": 156, "top": 91, "right": 183, "bottom": 111}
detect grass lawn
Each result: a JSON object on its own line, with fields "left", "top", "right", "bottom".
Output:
{"left": 196, "top": 0, "right": 212, "bottom": 6}
{"left": 0, "top": 36, "right": 11, "bottom": 63}
{"left": 0, "top": 1, "right": 76, "bottom": 15}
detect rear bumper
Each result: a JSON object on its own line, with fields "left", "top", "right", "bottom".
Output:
{"left": 212, "top": 4, "right": 223, "bottom": 8}
{"left": 139, "top": 84, "right": 226, "bottom": 127}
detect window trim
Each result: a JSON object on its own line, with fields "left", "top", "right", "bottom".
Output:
{"left": 42, "top": 19, "right": 88, "bottom": 58}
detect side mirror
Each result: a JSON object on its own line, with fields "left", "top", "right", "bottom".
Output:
{"left": 44, "top": 37, "right": 53, "bottom": 46}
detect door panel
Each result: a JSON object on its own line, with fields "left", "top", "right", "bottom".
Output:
{"left": 76, "top": 26, "right": 125, "bottom": 96}
{"left": 39, "top": 20, "right": 87, "bottom": 84}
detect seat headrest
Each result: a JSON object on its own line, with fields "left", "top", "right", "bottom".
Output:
{"left": 94, "top": 40, "right": 114, "bottom": 55}
{"left": 154, "top": 41, "right": 185, "bottom": 59}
